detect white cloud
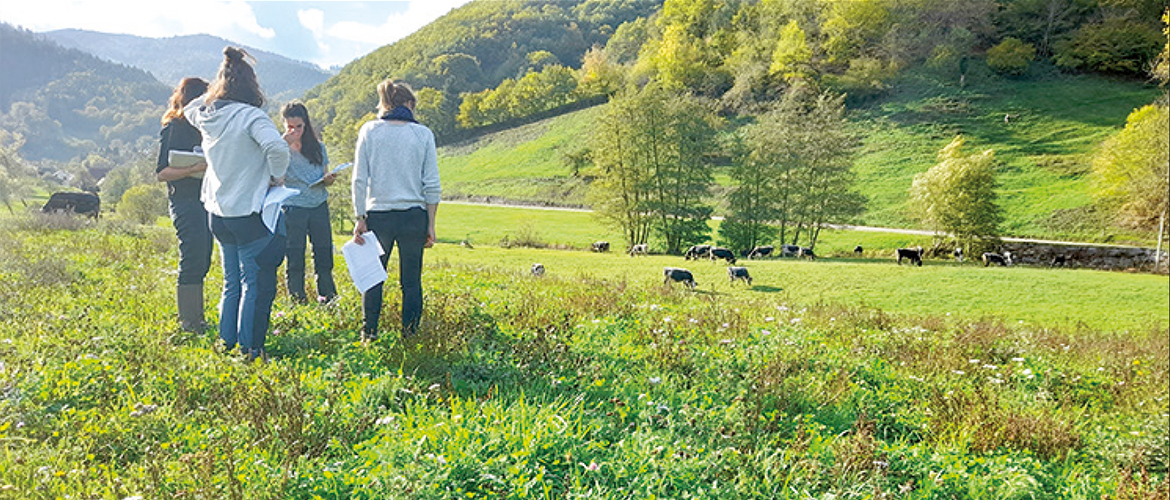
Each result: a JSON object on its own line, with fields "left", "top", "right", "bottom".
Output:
{"left": 2, "top": 0, "right": 272, "bottom": 39}
{"left": 297, "top": 8, "right": 328, "bottom": 51}
{"left": 326, "top": 0, "right": 466, "bottom": 45}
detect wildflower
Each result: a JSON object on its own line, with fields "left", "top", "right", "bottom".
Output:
{"left": 761, "top": 329, "right": 771, "bottom": 336}
{"left": 376, "top": 415, "right": 395, "bottom": 425}
{"left": 969, "top": 359, "right": 979, "bottom": 364}
{"left": 720, "top": 339, "right": 733, "bottom": 345}
{"left": 790, "top": 318, "right": 802, "bottom": 325}
{"left": 689, "top": 318, "right": 699, "bottom": 324}
{"left": 765, "top": 316, "right": 774, "bottom": 322}
{"left": 777, "top": 305, "right": 789, "bottom": 312}
{"left": 649, "top": 377, "right": 661, "bottom": 385}
{"left": 584, "top": 462, "right": 600, "bottom": 471}
{"left": 275, "top": 311, "right": 286, "bottom": 319}
{"left": 428, "top": 383, "right": 441, "bottom": 391}
{"left": 663, "top": 317, "right": 672, "bottom": 323}
{"left": 1012, "top": 357, "right": 1025, "bottom": 362}
{"left": 982, "top": 364, "right": 997, "bottom": 371}
{"left": 649, "top": 304, "right": 660, "bottom": 311}
{"left": 1021, "top": 369, "right": 1033, "bottom": 377}
{"left": 988, "top": 377, "right": 1004, "bottom": 384}
{"left": 952, "top": 370, "right": 965, "bottom": 375}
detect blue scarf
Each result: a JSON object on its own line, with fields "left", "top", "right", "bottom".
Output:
{"left": 380, "top": 106, "right": 417, "bottom": 123}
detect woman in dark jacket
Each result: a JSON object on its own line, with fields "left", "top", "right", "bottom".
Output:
{"left": 156, "top": 77, "right": 211, "bottom": 332}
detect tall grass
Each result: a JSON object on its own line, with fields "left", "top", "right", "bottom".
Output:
{"left": 0, "top": 213, "right": 1166, "bottom": 499}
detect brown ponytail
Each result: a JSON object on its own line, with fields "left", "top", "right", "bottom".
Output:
{"left": 205, "top": 46, "right": 265, "bottom": 108}
{"left": 376, "top": 79, "right": 416, "bottom": 115}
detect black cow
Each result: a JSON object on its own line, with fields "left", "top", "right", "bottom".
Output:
{"left": 797, "top": 247, "right": 816, "bottom": 261}
{"left": 684, "top": 244, "right": 711, "bottom": 260}
{"left": 1051, "top": 255, "right": 1067, "bottom": 267}
{"left": 854, "top": 245, "right": 863, "bottom": 256}
{"left": 727, "top": 266, "right": 752, "bottom": 286}
{"left": 591, "top": 241, "right": 610, "bottom": 252}
{"left": 42, "top": 191, "right": 100, "bottom": 218}
{"left": 709, "top": 247, "right": 737, "bottom": 264}
{"left": 748, "top": 245, "right": 774, "bottom": 259}
{"left": 663, "top": 267, "right": 697, "bottom": 289}
{"left": 982, "top": 251, "right": 1013, "bottom": 267}
{"left": 896, "top": 247, "right": 923, "bottom": 266}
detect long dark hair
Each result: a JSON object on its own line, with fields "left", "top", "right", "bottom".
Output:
{"left": 162, "top": 77, "right": 208, "bottom": 125}
{"left": 205, "top": 47, "right": 264, "bottom": 108}
{"left": 281, "top": 101, "right": 324, "bottom": 166}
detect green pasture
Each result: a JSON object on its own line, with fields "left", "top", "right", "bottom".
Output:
{"left": 436, "top": 69, "right": 1160, "bottom": 243}
{"left": 1, "top": 211, "right": 1167, "bottom": 498}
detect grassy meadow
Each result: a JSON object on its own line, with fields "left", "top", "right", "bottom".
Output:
{"left": 437, "top": 68, "right": 1161, "bottom": 244}
{"left": 1, "top": 208, "right": 1167, "bottom": 499}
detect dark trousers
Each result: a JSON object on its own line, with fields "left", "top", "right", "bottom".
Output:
{"left": 283, "top": 202, "right": 337, "bottom": 300}
{"left": 362, "top": 208, "right": 428, "bottom": 336}
{"left": 169, "top": 197, "right": 212, "bottom": 285}
{"left": 210, "top": 213, "right": 286, "bottom": 355}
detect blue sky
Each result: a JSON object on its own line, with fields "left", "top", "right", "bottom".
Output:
{"left": 1, "top": 0, "right": 474, "bottom": 69}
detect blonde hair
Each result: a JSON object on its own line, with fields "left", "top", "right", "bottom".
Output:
{"left": 377, "top": 79, "right": 416, "bottom": 115}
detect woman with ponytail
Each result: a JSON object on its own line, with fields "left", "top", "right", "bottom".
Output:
{"left": 279, "top": 101, "right": 337, "bottom": 304}
{"left": 157, "top": 77, "right": 211, "bottom": 332}
{"left": 351, "top": 79, "right": 441, "bottom": 342}
{"left": 184, "top": 47, "right": 290, "bottom": 361}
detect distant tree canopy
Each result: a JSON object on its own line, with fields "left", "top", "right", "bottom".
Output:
{"left": 1092, "top": 104, "right": 1169, "bottom": 231}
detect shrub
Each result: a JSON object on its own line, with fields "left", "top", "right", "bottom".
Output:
{"left": 118, "top": 183, "right": 168, "bottom": 225}
{"left": 987, "top": 38, "right": 1036, "bottom": 76}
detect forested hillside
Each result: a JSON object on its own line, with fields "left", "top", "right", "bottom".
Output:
{"left": 0, "top": 23, "right": 169, "bottom": 166}
{"left": 43, "top": 29, "right": 332, "bottom": 103}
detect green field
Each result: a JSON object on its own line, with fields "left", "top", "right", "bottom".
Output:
{"left": 437, "top": 68, "right": 1160, "bottom": 244}
{"left": 1, "top": 209, "right": 1167, "bottom": 498}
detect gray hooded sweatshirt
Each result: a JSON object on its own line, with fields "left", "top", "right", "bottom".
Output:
{"left": 184, "top": 97, "right": 289, "bottom": 218}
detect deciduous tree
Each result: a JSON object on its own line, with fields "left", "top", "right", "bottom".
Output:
{"left": 910, "top": 135, "right": 1004, "bottom": 254}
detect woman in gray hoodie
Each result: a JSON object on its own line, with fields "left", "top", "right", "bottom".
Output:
{"left": 185, "top": 47, "right": 290, "bottom": 361}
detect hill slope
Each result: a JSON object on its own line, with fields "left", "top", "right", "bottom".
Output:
{"left": 437, "top": 67, "right": 1159, "bottom": 242}
{"left": 0, "top": 23, "right": 170, "bottom": 163}
{"left": 43, "top": 29, "right": 332, "bottom": 103}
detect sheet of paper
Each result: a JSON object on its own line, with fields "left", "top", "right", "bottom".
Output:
{"left": 261, "top": 186, "right": 300, "bottom": 233}
{"left": 310, "top": 162, "right": 353, "bottom": 187}
{"left": 341, "top": 231, "right": 388, "bottom": 293}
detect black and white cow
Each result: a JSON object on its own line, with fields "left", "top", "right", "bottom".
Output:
{"left": 727, "top": 266, "right": 752, "bottom": 286}
{"left": 779, "top": 244, "right": 802, "bottom": 258}
{"left": 663, "top": 267, "right": 697, "bottom": 289}
{"left": 709, "top": 247, "right": 737, "bottom": 264}
{"left": 954, "top": 247, "right": 964, "bottom": 263}
{"left": 854, "top": 245, "right": 863, "bottom": 256}
{"left": 896, "top": 246, "right": 924, "bottom": 266}
{"left": 748, "top": 245, "right": 774, "bottom": 259}
{"left": 591, "top": 241, "right": 610, "bottom": 252}
{"left": 531, "top": 263, "right": 545, "bottom": 276}
{"left": 797, "top": 247, "right": 816, "bottom": 261}
{"left": 684, "top": 244, "right": 711, "bottom": 260}
{"left": 628, "top": 243, "right": 648, "bottom": 257}
{"left": 982, "top": 251, "right": 1013, "bottom": 267}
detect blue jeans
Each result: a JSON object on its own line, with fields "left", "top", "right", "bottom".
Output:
{"left": 282, "top": 202, "right": 336, "bottom": 300}
{"left": 362, "top": 208, "right": 428, "bottom": 337}
{"left": 211, "top": 213, "right": 286, "bottom": 355}
{"left": 168, "top": 197, "right": 212, "bottom": 285}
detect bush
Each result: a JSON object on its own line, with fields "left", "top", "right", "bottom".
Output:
{"left": 987, "top": 38, "right": 1036, "bottom": 76}
{"left": 1054, "top": 18, "right": 1163, "bottom": 75}
{"left": 118, "top": 183, "right": 168, "bottom": 225}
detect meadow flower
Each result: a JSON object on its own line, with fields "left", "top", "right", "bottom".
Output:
{"left": 663, "top": 317, "right": 672, "bottom": 323}
{"left": 649, "top": 377, "right": 661, "bottom": 385}
{"left": 720, "top": 339, "right": 733, "bottom": 345}
{"left": 761, "top": 329, "right": 771, "bottom": 335}
{"left": 988, "top": 377, "right": 1004, "bottom": 384}
{"left": 969, "top": 359, "right": 979, "bottom": 364}
{"left": 584, "top": 462, "right": 600, "bottom": 471}
{"left": 376, "top": 415, "right": 395, "bottom": 425}
{"left": 982, "top": 364, "right": 997, "bottom": 370}
{"left": 790, "top": 318, "right": 802, "bottom": 324}
{"left": 765, "top": 316, "right": 774, "bottom": 322}
{"left": 952, "top": 370, "right": 965, "bottom": 375}
{"left": 274, "top": 311, "right": 285, "bottom": 318}
{"left": 1012, "top": 357, "right": 1025, "bottom": 362}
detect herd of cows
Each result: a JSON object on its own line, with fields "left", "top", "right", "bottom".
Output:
{"left": 575, "top": 241, "right": 1020, "bottom": 290}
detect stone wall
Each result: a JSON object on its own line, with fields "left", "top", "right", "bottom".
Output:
{"left": 1000, "top": 242, "right": 1168, "bottom": 273}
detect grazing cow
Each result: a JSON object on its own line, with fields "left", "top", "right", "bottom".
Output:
{"left": 591, "top": 241, "right": 610, "bottom": 252}
{"left": 748, "top": 245, "right": 774, "bottom": 259}
{"left": 42, "top": 191, "right": 100, "bottom": 218}
{"left": 779, "top": 244, "right": 802, "bottom": 258}
{"left": 982, "top": 251, "right": 1013, "bottom": 267}
{"left": 1051, "top": 255, "right": 1067, "bottom": 267}
{"left": 896, "top": 246, "right": 924, "bottom": 266}
{"left": 854, "top": 245, "right": 863, "bottom": 256}
{"left": 797, "top": 247, "right": 816, "bottom": 261}
{"left": 628, "top": 243, "right": 648, "bottom": 257}
{"left": 531, "top": 263, "right": 545, "bottom": 276}
{"left": 709, "top": 247, "right": 737, "bottom": 264}
{"left": 727, "top": 266, "right": 752, "bottom": 286}
{"left": 684, "top": 244, "right": 711, "bottom": 260}
{"left": 663, "top": 267, "right": 697, "bottom": 289}
{"left": 954, "top": 247, "right": 964, "bottom": 262}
